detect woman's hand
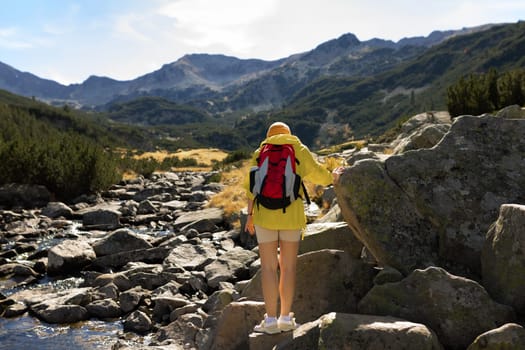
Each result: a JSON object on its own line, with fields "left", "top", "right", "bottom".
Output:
{"left": 245, "top": 215, "right": 255, "bottom": 235}
{"left": 332, "top": 166, "right": 345, "bottom": 184}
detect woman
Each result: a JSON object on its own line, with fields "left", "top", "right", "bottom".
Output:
{"left": 244, "top": 121, "right": 336, "bottom": 334}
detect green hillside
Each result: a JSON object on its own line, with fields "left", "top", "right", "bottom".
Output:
{"left": 234, "top": 22, "right": 525, "bottom": 146}
{"left": 107, "top": 96, "right": 211, "bottom": 125}
{"left": 3, "top": 22, "right": 525, "bottom": 156}
{"left": 0, "top": 89, "right": 124, "bottom": 199}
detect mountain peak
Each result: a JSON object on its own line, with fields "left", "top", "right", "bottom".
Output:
{"left": 314, "top": 32, "right": 361, "bottom": 51}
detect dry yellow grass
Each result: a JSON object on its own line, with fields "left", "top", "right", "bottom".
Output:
{"left": 119, "top": 148, "right": 230, "bottom": 180}
{"left": 135, "top": 148, "right": 229, "bottom": 166}
{"left": 207, "top": 161, "right": 251, "bottom": 228}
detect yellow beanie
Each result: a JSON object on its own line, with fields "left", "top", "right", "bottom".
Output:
{"left": 267, "top": 122, "right": 291, "bottom": 137}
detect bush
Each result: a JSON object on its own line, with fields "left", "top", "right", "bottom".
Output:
{"left": 447, "top": 68, "right": 525, "bottom": 117}
{"left": 0, "top": 102, "right": 122, "bottom": 201}
{"left": 0, "top": 135, "right": 121, "bottom": 201}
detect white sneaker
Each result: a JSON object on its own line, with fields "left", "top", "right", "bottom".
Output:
{"left": 254, "top": 315, "right": 281, "bottom": 334}
{"left": 278, "top": 312, "right": 299, "bottom": 332}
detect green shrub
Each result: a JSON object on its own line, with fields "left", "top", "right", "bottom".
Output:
{"left": 0, "top": 101, "right": 122, "bottom": 201}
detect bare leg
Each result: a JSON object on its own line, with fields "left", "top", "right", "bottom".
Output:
{"left": 278, "top": 239, "right": 299, "bottom": 316}
{"left": 258, "top": 240, "right": 280, "bottom": 317}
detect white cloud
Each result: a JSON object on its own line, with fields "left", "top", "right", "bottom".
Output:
{"left": 156, "top": 0, "right": 279, "bottom": 54}
{"left": 0, "top": 27, "right": 35, "bottom": 49}
{"left": 3, "top": 0, "right": 525, "bottom": 84}
{"left": 114, "top": 13, "right": 152, "bottom": 42}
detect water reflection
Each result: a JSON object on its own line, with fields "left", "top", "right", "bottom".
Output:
{"left": 0, "top": 316, "right": 122, "bottom": 350}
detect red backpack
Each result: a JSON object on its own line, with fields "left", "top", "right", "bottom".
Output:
{"left": 249, "top": 144, "right": 309, "bottom": 212}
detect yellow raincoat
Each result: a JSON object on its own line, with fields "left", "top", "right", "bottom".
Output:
{"left": 243, "top": 133, "right": 332, "bottom": 230}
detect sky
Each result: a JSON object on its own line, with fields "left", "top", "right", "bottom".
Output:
{"left": 1, "top": 0, "right": 524, "bottom": 85}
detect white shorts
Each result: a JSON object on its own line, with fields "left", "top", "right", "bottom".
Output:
{"left": 254, "top": 225, "right": 301, "bottom": 243}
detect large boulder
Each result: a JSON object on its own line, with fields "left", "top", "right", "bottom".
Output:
{"left": 336, "top": 114, "right": 525, "bottom": 276}
{"left": 391, "top": 111, "right": 451, "bottom": 154}
{"left": 299, "top": 222, "right": 363, "bottom": 258}
{"left": 268, "top": 313, "right": 443, "bottom": 350}
{"left": 204, "top": 247, "right": 258, "bottom": 288}
{"left": 173, "top": 207, "right": 224, "bottom": 229}
{"left": 41, "top": 202, "right": 74, "bottom": 219}
{"left": 29, "top": 288, "right": 91, "bottom": 324}
{"left": 0, "top": 183, "right": 51, "bottom": 209}
{"left": 467, "top": 323, "right": 525, "bottom": 350}
{"left": 163, "top": 243, "right": 217, "bottom": 271}
{"left": 92, "top": 228, "right": 153, "bottom": 256}
{"left": 48, "top": 239, "right": 96, "bottom": 275}
{"left": 90, "top": 246, "right": 172, "bottom": 269}
{"left": 358, "top": 266, "right": 515, "bottom": 350}
{"left": 482, "top": 204, "right": 525, "bottom": 314}
{"left": 82, "top": 208, "right": 121, "bottom": 230}
{"left": 206, "top": 301, "right": 266, "bottom": 350}
{"left": 242, "top": 249, "right": 376, "bottom": 324}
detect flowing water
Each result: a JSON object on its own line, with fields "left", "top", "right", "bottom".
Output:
{"left": 0, "top": 223, "right": 161, "bottom": 350}
{"left": 0, "top": 316, "right": 122, "bottom": 350}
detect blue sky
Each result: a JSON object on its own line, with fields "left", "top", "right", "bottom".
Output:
{"left": 1, "top": 0, "right": 524, "bottom": 85}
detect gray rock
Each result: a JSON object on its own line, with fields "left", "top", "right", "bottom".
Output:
{"left": 41, "top": 202, "right": 74, "bottom": 219}
{"left": 202, "top": 289, "right": 236, "bottom": 314}
{"left": 119, "top": 286, "right": 148, "bottom": 314}
{"left": 91, "top": 246, "right": 172, "bottom": 269}
{"left": 0, "top": 183, "right": 51, "bottom": 209}
{"left": 390, "top": 111, "right": 451, "bottom": 155}
{"left": 181, "top": 218, "right": 219, "bottom": 233}
{"left": 337, "top": 158, "right": 437, "bottom": 274}
{"left": 482, "top": 204, "right": 525, "bottom": 314}
{"left": 152, "top": 296, "right": 191, "bottom": 322}
{"left": 86, "top": 298, "right": 121, "bottom": 319}
{"left": 32, "top": 304, "right": 89, "bottom": 324}
{"left": 336, "top": 114, "right": 525, "bottom": 276}
{"left": 92, "top": 228, "right": 153, "bottom": 256}
{"left": 82, "top": 208, "right": 121, "bottom": 230}
{"left": 2, "top": 302, "right": 28, "bottom": 318}
{"left": 93, "top": 283, "right": 119, "bottom": 300}
{"left": 137, "top": 200, "right": 157, "bottom": 214}
{"left": 270, "top": 313, "right": 443, "bottom": 350}
{"left": 358, "top": 266, "right": 515, "bottom": 350}
{"left": 373, "top": 266, "right": 404, "bottom": 285}
{"left": 119, "top": 200, "right": 138, "bottom": 216}
{"left": 92, "top": 273, "right": 132, "bottom": 291}
{"left": 495, "top": 104, "right": 525, "bottom": 119}
{"left": 132, "top": 187, "right": 168, "bottom": 202}
{"left": 467, "top": 323, "right": 525, "bottom": 350}
{"left": 173, "top": 207, "right": 224, "bottom": 229}
{"left": 163, "top": 243, "right": 217, "bottom": 271}
{"left": 12, "top": 264, "right": 40, "bottom": 277}
{"left": 127, "top": 271, "right": 175, "bottom": 291}
{"left": 170, "top": 306, "right": 201, "bottom": 323}
{"left": 300, "top": 222, "right": 363, "bottom": 258}
{"left": 243, "top": 249, "right": 376, "bottom": 324}
{"left": 124, "top": 310, "right": 152, "bottom": 334}
{"left": 205, "top": 247, "right": 258, "bottom": 288}
{"left": 346, "top": 149, "right": 380, "bottom": 165}
{"left": 205, "top": 301, "right": 265, "bottom": 350}
{"left": 393, "top": 123, "right": 450, "bottom": 154}
{"left": 30, "top": 288, "right": 92, "bottom": 324}
{"left": 48, "top": 239, "right": 96, "bottom": 275}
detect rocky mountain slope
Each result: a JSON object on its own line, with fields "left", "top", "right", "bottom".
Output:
{"left": 2, "top": 22, "right": 523, "bottom": 151}
{"left": 0, "top": 25, "right": 494, "bottom": 109}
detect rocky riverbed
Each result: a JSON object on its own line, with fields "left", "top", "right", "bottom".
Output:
{"left": 2, "top": 107, "right": 525, "bottom": 350}
{"left": 0, "top": 171, "right": 256, "bottom": 348}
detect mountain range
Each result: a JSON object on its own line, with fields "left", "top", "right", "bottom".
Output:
{"left": 1, "top": 21, "right": 524, "bottom": 150}
{"left": 0, "top": 24, "right": 493, "bottom": 109}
